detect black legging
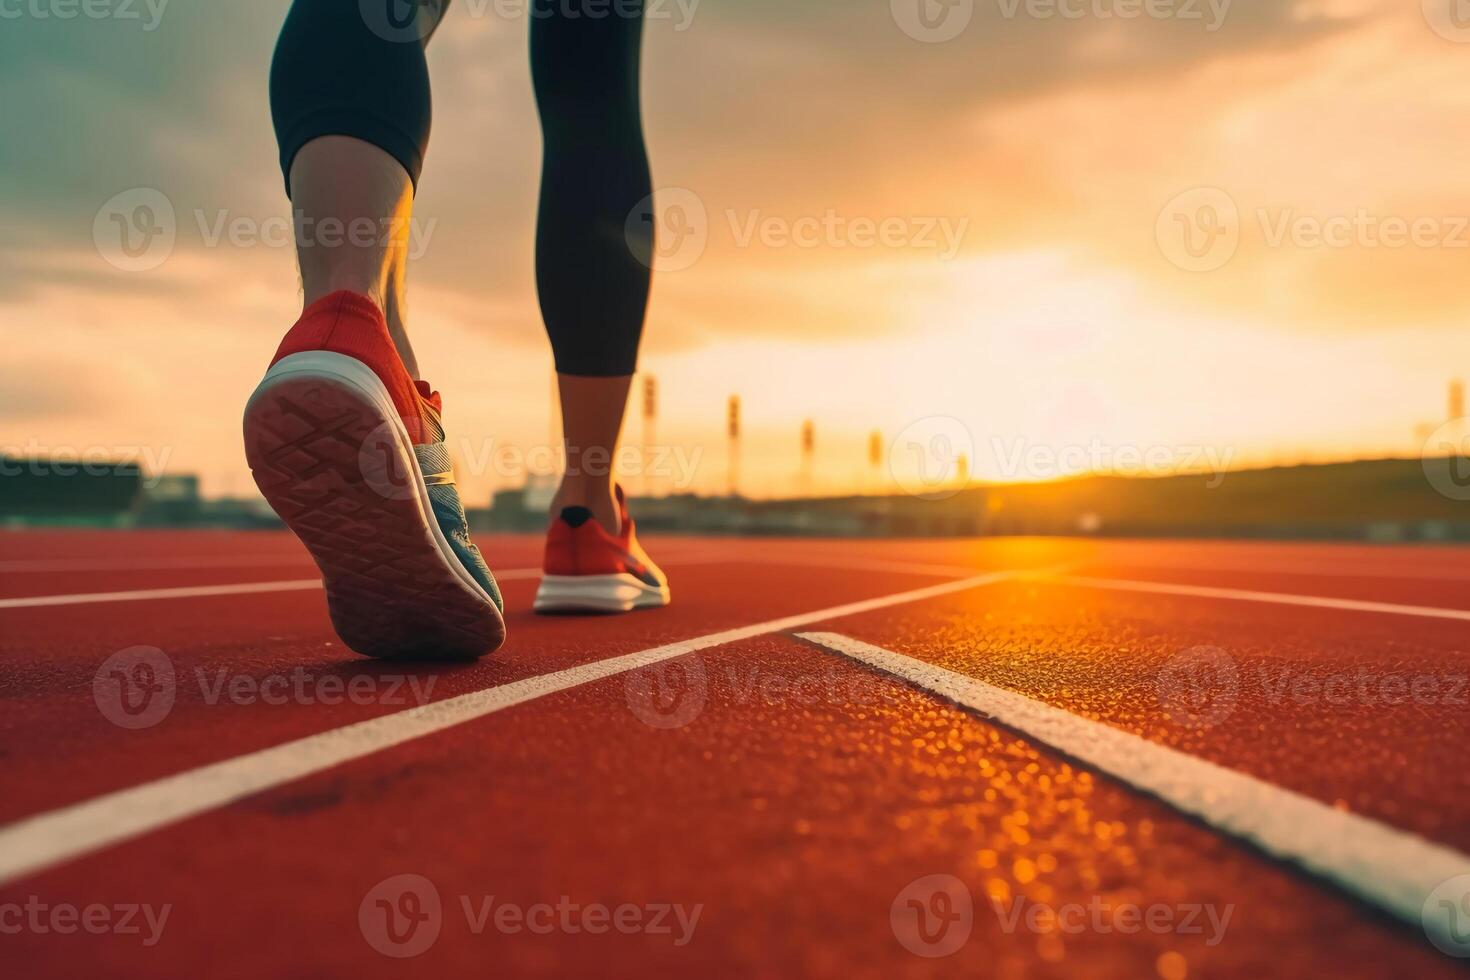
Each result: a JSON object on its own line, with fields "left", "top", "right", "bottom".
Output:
{"left": 269, "top": 0, "right": 652, "bottom": 378}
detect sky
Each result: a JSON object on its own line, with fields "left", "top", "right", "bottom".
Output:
{"left": 3, "top": 0, "right": 1470, "bottom": 502}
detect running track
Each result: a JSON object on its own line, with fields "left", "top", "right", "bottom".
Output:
{"left": 2, "top": 531, "right": 1469, "bottom": 977}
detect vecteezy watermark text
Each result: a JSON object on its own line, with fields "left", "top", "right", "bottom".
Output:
{"left": 0, "top": 441, "right": 174, "bottom": 489}
{"left": 358, "top": 874, "right": 701, "bottom": 958}
{"left": 890, "top": 0, "right": 1228, "bottom": 43}
{"left": 0, "top": 0, "right": 169, "bottom": 30}
{"left": 0, "top": 898, "right": 171, "bottom": 946}
{"left": 92, "top": 188, "right": 440, "bottom": 273}
{"left": 358, "top": 434, "right": 705, "bottom": 501}
{"left": 623, "top": 654, "right": 909, "bottom": 729}
{"left": 725, "top": 209, "right": 969, "bottom": 261}
{"left": 995, "top": 0, "right": 1229, "bottom": 30}
{"left": 1157, "top": 645, "right": 1468, "bottom": 729}
{"left": 992, "top": 895, "right": 1233, "bottom": 945}
{"left": 626, "top": 188, "right": 971, "bottom": 273}
{"left": 459, "top": 895, "right": 701, "bottom": 944}
{"left": 459, "top": 0, "right": 699, "bottom": 29}
{"left": 991, "top": 436, "right": 1235, "bottom": 486}
{"left": 1157, "top": 187, "right": 1470, "bottom": 272}
{"left": 93, "top": 647, "right": 441, "bottom": 730}
{"left": 889, "top": 873, "right": 1233, "bottom": 958}
{"left": 194, "top": 210, "right": 438, "bottom": 261}
{"left": 359, "top": 0, "right": 699, "bottom": 43}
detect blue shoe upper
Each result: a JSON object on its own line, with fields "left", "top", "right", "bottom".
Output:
{"left": 414, "top": 440, "right": 503, "bottom": 613}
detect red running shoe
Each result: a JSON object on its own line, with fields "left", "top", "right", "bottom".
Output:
{"left": 534, "top": 484, "right": 670, "bottom": 613}
{"left": 243, "top": 290, "right": 505, "bottom": 659}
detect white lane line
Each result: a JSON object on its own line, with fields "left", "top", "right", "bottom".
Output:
{"left": 0, "top": 580, "right": 325, "bottom": 610}
{"left": 739, "top": 554, "right": 977, "bottom": 579}
{"left": 1086, "top": 556, "right": 1470, "bottom": 584}
{"left": 0, "top": 553, "right": 979, "bottom": 611}
{"left": 0, "top": 550, "right": 720, "bottom": 576}
{"left": 0, "top": 565, "right": 1042, "bottom": 887}
{"left": 1048, "top": 574, "right": 1470, "bottom": 622}
{"left": 0, "top": 555, "right": 313, "bottom": 574}
{"left": 798, "top": 631, "right": 1470, "bottom": 948}
{"left": 0, "top": 568, "right": 542, "bottom": 611}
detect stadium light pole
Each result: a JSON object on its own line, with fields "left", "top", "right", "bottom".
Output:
{"left": 727, "top": 395, "right": 741, "bottom": 499}
{"left": 548, "top": 370, "right": 560, "bottom": 478}
{"left": 868, "top": 430, "right": 883, "bottom": 495}
{"left": 1451, "top": 379, "right": 1465, "bottom": 445}
{"left": 642, "top": 375, "right": 657, "bottom": 498}
{"left": 800, "top": 419, "right": 815, "bottom": 498}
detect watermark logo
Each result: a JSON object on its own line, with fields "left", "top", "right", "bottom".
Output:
{"left": 1422, "top": 418, "right": 1470, "bottom": 500}
{"left": 1425, "top": 874, "right": 1470, "bottom": 956}
{"left": 1424, "top": 0, "right": 1470, "bottom": 42}
{"left": 360, "top": 421, "right": 420, "bottom": 502}
{"left": 889, "top": 416, "right": 975, "bottom": 501}
{"left": 1157, "top": 187, "right": 1239, "bottom": 272}
{"left": 1157, "top": 645, "right": 1238, "bottom": 728}
{"left": 1160, "top": 188, "right": 1470, "bottom": 271}
{"left": 891, "top": 0, "right": 974, "bottom": 42}
{"left": 890, "top": 874, "right": 973, "bottom": 957}
{"left": 890, "top": 876, "right": 1232, "bottom": 957}
{"left": 360, "top": 874, "right": 443, "bottom": 958}
{"left": 93, "top": 646, "right": 176, "bottom": 730}
{"left": 96, "top": 198, "right": 438, "bottom": 273}
{"left": 625, "top": 655, "right": 708, "bottom": 729}
{"left": 360, "top": 0, "right": 445, "bottom": 43}
{"left": 93, "top": 188, "right": 176, "bottom": 273}
{"left": 626, "top": 187, "right": 709, "bottom": 273}
{"left": 358, "top": 876, "right": 702, "bottom": 956}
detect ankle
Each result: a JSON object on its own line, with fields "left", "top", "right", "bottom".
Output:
{"left": 303, "top": 276, "right": 384, "bottom": 314}
{"left": 552, "top": 480, "right": 619, "bottom": 534}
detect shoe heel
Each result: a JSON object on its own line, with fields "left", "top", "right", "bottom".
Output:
{"left": 243, "top": 355, "right": 506, "bottom": 659}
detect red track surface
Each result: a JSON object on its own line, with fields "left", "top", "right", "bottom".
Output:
{"left": 1, "top": 531, "right": 1468, "bottom": 977}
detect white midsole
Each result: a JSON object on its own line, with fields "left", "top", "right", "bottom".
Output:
{"left": 534, "top": 573, "right": 670, "bottom": 611}
{"left": 245, "top": 350, "right": 499, "bottom": 612}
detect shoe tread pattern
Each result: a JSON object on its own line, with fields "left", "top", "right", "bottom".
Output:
{"left": 244, "top": 378, "right": 504, "bottom": 659}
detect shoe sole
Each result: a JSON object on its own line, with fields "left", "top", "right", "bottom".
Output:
{"left": 533, "top": 573, "right": 671, "bottom": 614}
{"left": 243, "top": 351, "right": 506, "bottom": 660}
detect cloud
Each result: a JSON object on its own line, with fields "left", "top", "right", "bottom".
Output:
{"left": 0, "top": 0, "right": 1458, "bottom": 500}
{"left": 0, "top": 0, "right": 1376, "bottom": 341}
{"left": 0, "top": 351, "right": 119, "bottom": 421}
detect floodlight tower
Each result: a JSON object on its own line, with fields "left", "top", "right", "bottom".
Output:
{"left": 642, "top": 375, "right": 657, "bottom": 497}
{"left": 548, "top": 371, "right": 561, "bottom": 473}
{"left": 727, "top": 395, "right": 741, "bottom": 498}
{"left": 799, "top": 419, "right": 815, "bottom": 498}
{"left": 868, "top": 430, "right": 883, "bottom": 494}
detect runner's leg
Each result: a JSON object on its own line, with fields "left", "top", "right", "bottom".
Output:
{"left": 269, "top": 0, "right": 448, "bottom": 376}
{"left": 532, "top": 0, "right": 651, "bottom": 532}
